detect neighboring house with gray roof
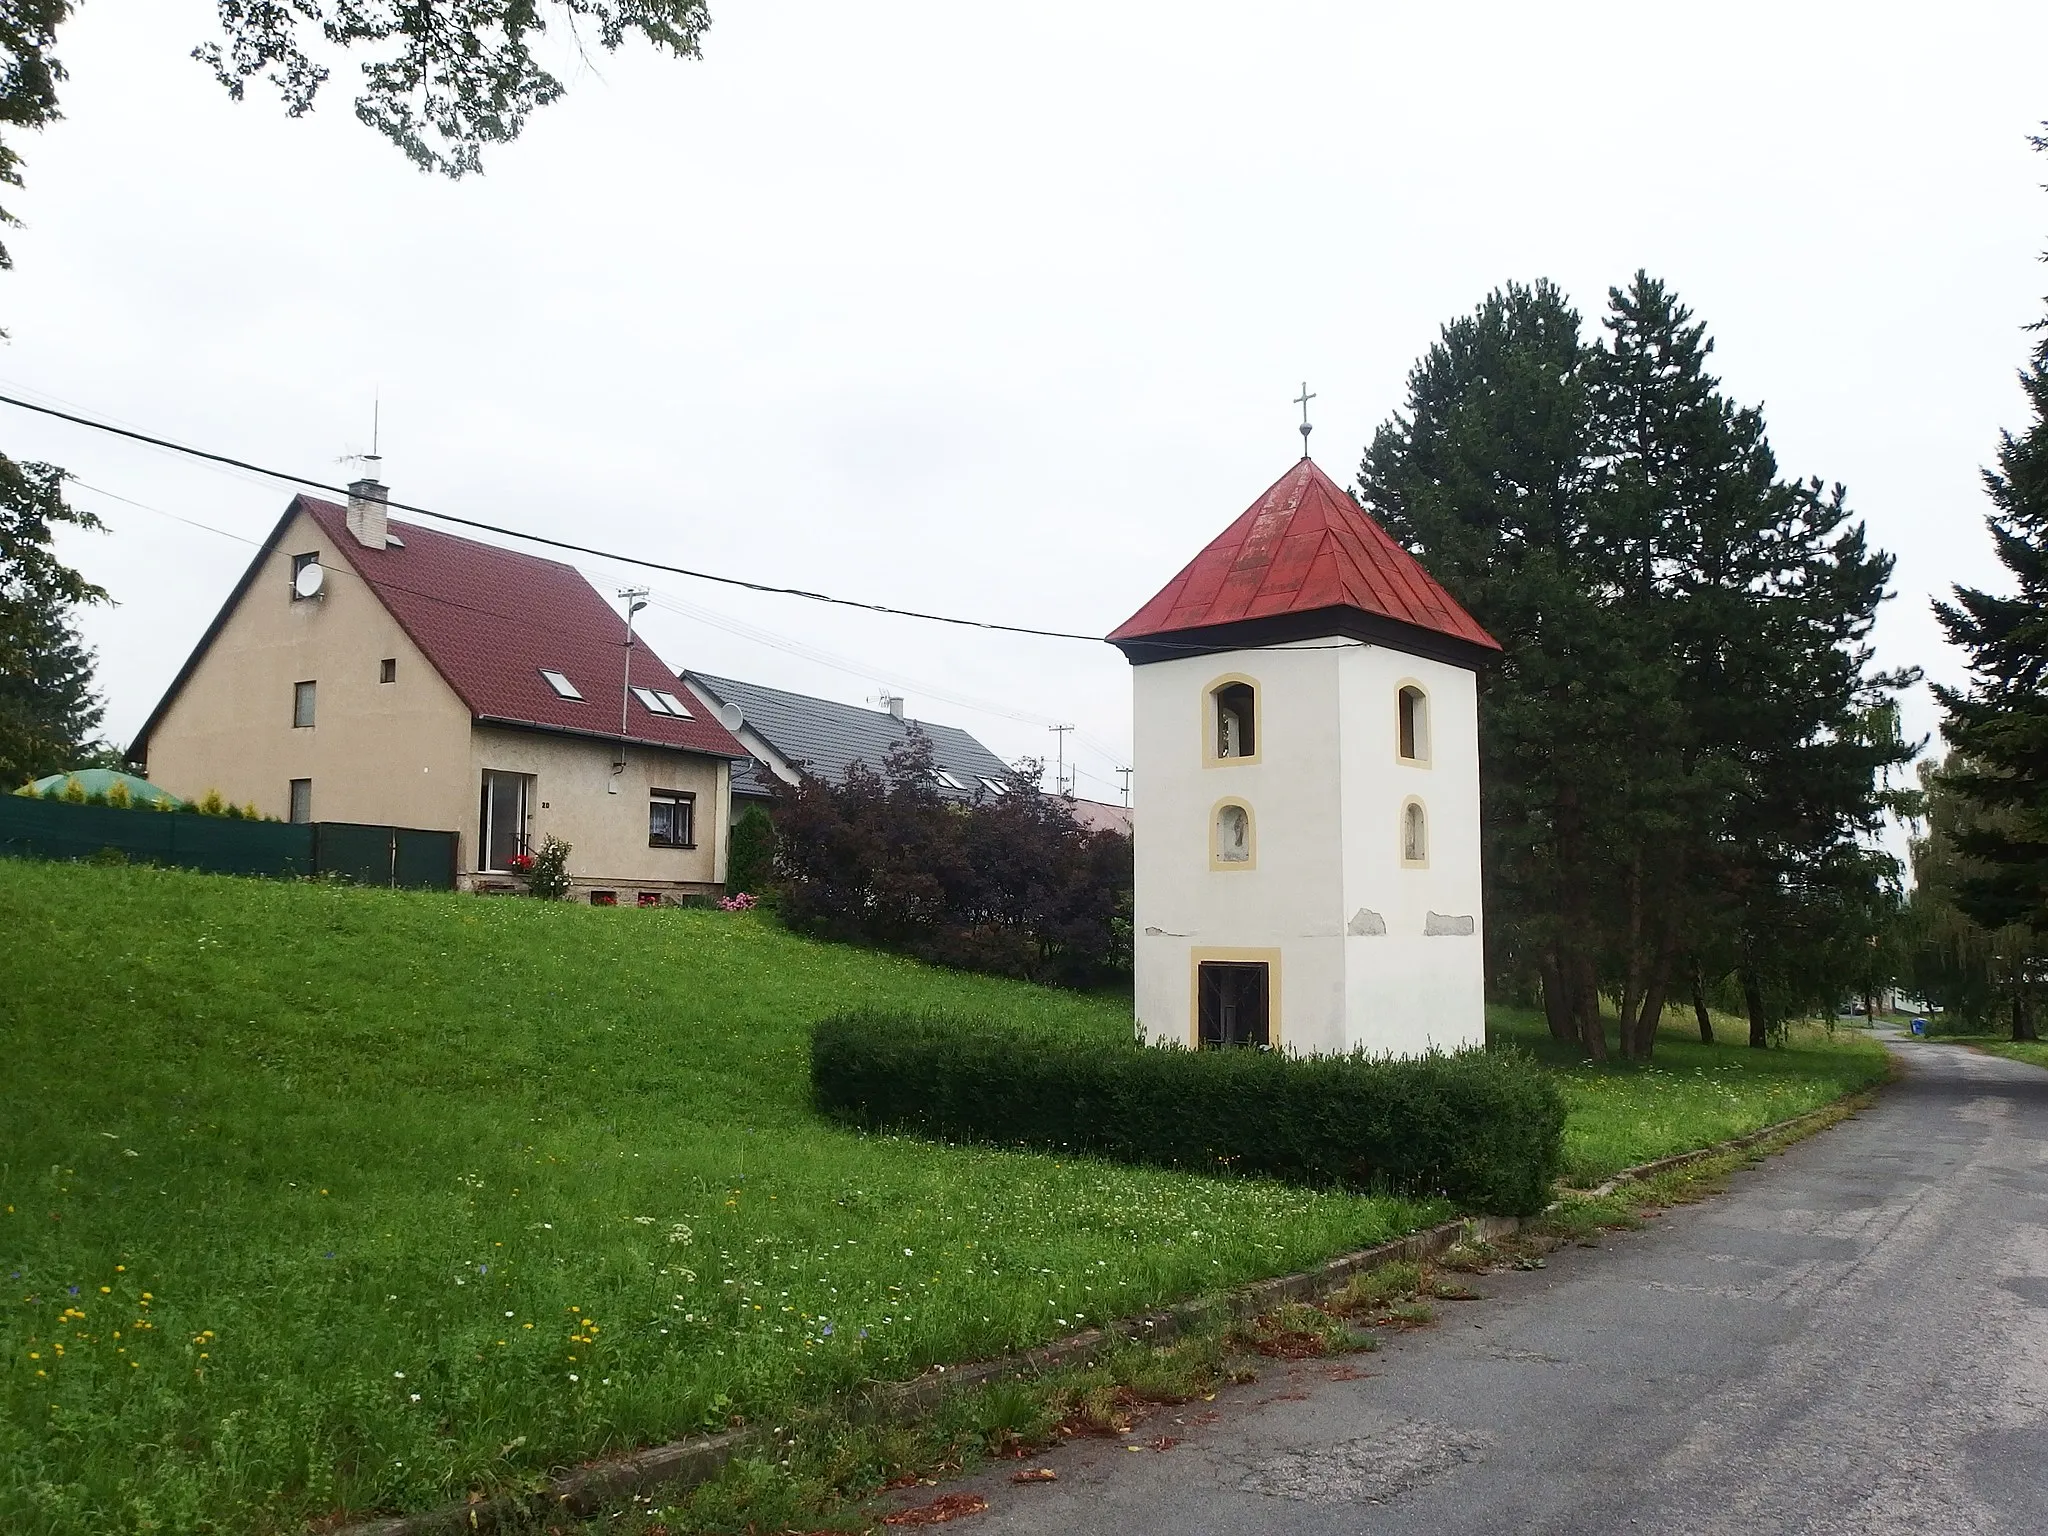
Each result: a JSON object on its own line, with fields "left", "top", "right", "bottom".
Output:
{"left": 681, "top": 673, "right": 1017, "bottom": 814}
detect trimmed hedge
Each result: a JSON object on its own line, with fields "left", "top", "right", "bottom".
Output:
{"left": 810, "top": 1011, "right": 1566, "bottom": 1216}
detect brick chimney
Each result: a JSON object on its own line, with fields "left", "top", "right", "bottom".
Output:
{"left": 346, "top": 460, "right": 389, "bottom": 549}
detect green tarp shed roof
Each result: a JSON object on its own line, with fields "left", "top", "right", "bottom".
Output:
{"left": 20, "top": 770, "right": 185, "bottom": 807}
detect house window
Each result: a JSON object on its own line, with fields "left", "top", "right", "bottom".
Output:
{"left": 292, "top": 680, "right": 317, "bottom": 728}
{"left": 1198, "top": 961, "right": 1270, "bottom": 1048}
{"left": 979, "top": 776, "right": 1009, "bottom": 796}
{"left": 1401, "top": 799, "right": 1428, "bottom": 866}
{"left": 1397, "top": 685, "right": 1430, "bottom": 764}
{"left": 930, "top": 768, "right": 966, "bottom": 791}
{"left": 539, "top": 669, "right": 583, "bottom": 700}
{"left": 479, "top": 771, "right": 532, "bottom": 872}
{"left": 288, "top": 779, "right": 312, "bottom": 824}
{"left": 1213, "top": 801, "right": 1253, "bottom": 866}
{"left": 1210, "top": 679, "right": 1257, "bottom": 762}
{"left": 290, "top": 551, "right": 320, "bottom": 600}
{"left": 379, "top": 658, "right": 397, "bottom": 684}
{"left": 649, "top": 789, "right": 695, "bottom": 849}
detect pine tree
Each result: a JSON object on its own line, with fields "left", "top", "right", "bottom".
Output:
{"left": 1364, "top": 275, "right": 1912, "bottom": 1060}
{"left": 1361, "top": 280, "right": 1632, "bottom": 1060}
{"left": 1589, "top": 275, "right": 1912, "bottom": 1056}
{"left": 0, "top": 454, "right": 104, "bottom": 787}
{"left": 1933, "top": 131, "right": 2048, "bottom": 952}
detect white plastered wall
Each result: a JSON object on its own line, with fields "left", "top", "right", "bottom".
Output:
{"left": 1131, "top": 638, "right": 1485, "bottom": 1057}
{"left": 1335, "top": 645, "right": 1486, "bottom": 1055}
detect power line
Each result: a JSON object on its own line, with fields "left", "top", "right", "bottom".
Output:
{"left": 65, "top": 477, "right": 1132, "bottom": 772}
{"left": 2, "top": 390, "right": 1107, "bottom": 644}
{"left": 23, "top": 390, "right": 1409, "bottom": 662}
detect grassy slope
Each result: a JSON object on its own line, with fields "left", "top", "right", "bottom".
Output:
{"left": 1487, "top": 1005, "right": 1890, "bottom": 1185}
{"left": 0, "top": 864, "right": 1439, "bottom": 1535}
{"left": 0, "top": 862, "right": 1890, "bottom": 1533}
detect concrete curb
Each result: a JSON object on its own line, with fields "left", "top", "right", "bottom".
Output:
{"left": 332, "top": 1094, "right": 1871, "bottom": 1535}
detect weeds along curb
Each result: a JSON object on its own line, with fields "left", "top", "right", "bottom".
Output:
{"left": 334, "top": 1089, "right": 1881, "bottom": 1536}
{"left": 329, "top": 1212, "right": 1520, "bottom": 1536}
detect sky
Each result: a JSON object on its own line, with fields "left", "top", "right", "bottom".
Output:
{"left": 5, "top": 0, "right": 2046, "bottom": 823}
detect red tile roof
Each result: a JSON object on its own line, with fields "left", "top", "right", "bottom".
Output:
{"left": 302, "top": 497, "right": 746, "bottom": 757}
{"left": 1107, "top": 458, "right": 1499, "bottom": 653}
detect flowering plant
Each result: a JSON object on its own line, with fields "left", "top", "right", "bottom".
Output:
{"left": 523, "top": 836, "right": 574, "bottom": 900}
{"left": 718, "top": 891, "right": 758, "bottom": 911}
{"left": 508, "top": 852, "right": 536, "bottom": 875}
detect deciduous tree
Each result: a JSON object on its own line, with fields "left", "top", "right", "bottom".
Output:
{"left": 0, "top": 455, "right": 103, "bottom": 785}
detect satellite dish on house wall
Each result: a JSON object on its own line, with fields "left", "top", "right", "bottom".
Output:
{"left": 716, "top": 702, "right": 744, "bottom": 732}
{"left": 293, "top": 562, "right": 326, "bottom": 600}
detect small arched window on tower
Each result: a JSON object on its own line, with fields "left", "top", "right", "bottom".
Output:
{"left": 1397, "top": 684, "right": 1430, "bottom": 765}
{"left": 1214, "top": 801, "right": 1254, "bottom": 866}
{"left": 1401, "top": 799, "right": 1429, "bottom": 867}
{"left": 1212, "top": 680, "right": 1257, "bottom": 762}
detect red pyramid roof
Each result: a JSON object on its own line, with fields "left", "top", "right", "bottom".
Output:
{"left": 1108, "top": 458, "right": 1499, "bottom": 655}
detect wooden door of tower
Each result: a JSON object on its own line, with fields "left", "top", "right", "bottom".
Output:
{"left": 1198, "top": 961, "right": 1270, "bottom": 1048}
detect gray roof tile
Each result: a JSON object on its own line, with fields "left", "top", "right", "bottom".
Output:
{"left": 685, "top": 673, "right": 1015, "bottom": 803}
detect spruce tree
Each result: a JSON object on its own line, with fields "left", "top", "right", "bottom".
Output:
{"left": 1934, "top": 131, "right": 2048, "bottom": 960}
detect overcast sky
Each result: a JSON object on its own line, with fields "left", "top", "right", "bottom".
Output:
{"left": 6, "top": 0, "right": 2045, "bottom": 821}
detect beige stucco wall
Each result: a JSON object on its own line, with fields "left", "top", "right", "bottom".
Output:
{"left": 143, "top": 508, "right": 475, "bottom": 829}
{"left": 469, "top": 725, "right": 729, "bottom": 893}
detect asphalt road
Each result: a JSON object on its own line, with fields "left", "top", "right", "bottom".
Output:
{"left": 938, "top": 1036, "right": 2048, "bottom": 1535}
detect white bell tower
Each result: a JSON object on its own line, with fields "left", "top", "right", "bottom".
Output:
{"left": 1110, "top": 456, "right": 1498, "bottom": 1058}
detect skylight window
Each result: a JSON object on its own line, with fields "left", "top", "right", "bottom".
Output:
{"left": 980, "top": 776, "right": 1009, "bottom": 796}
{"left": 540, "top": 669, "right": 583, "bottom": 700}
{"left": 931, "top": 768, "right": 967, "bottom": 790}
{"left": 631, "top": 687, "right": 698, "bottom": 719}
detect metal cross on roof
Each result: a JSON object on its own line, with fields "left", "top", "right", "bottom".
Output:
{"left": 1294, "top": 382, "right": 1316, "bottom": 455}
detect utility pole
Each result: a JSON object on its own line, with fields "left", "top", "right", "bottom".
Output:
{"left": 1049, "top": 724, "right": 1075, "bottom": 797}
{"left": 614, "top": 587, "right": 649, "bottom": 791}
{"left": 1117, "top": 765, "right": 1133, "bottom": 807}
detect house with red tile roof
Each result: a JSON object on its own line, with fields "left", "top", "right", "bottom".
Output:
{"left": 131, "top": 476, "right": 748, "bottom": 902}
{"left": 1110, "top": 455, "right": 1497, "bottom": 1059}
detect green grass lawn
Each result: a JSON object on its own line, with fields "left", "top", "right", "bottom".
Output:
{"left": 1487, "top": 1005, "right": 1890, "bottom": 1185}
{"left": 0, "top": 861, "right": 1890, "bottom": 1534}
{"left": 0, "top": 863, "right": 1444, "bottom": 1535}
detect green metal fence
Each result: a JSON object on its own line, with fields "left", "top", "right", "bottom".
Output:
{"left": 311, "top": 821, "right": 459, "bottom": 890}
{"left": 0, "top": 796, "right": 457, "bottom": 889}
